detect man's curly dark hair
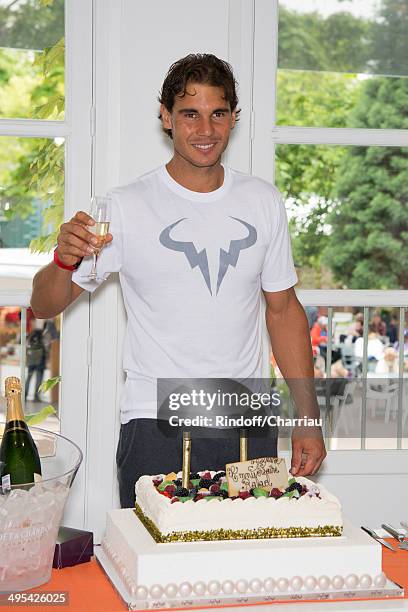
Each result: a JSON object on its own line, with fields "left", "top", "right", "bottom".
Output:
{"left": 158, "top": 53, "right": 240, "bottom": 139}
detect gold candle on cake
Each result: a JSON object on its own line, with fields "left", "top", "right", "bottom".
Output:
{"left": 240, "top": 428, "right": 248, "bottom": 462}
{"left": 182, "top": 431, "right": 191, "bottom": 489}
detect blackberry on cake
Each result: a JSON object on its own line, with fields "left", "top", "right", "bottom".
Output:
{"left": 174, "top": 487, "right": 189, "bottom": 497}
{"left": 198, "top": 478, "right": 213, "bottom": 489}
{"left": 286, "top": 482, "right": 303, "bottom": 494}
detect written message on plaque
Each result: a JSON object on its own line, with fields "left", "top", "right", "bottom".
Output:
{"left": 225, "top": 457, "right": 288, "bottom": 496}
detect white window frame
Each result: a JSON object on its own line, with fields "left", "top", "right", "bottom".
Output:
{"left": 252, "top": 0, "right": 408, "bottom": 180}
{"left": 0, "top": 0, "right": 93, "bottom": 528}
{"left": 82, "top": 0, "right": 123, "bottom": 539}
{"left": 251, "top": 0, "right": 408, "bottom": 485}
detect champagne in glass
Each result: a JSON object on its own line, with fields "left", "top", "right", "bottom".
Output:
{"left": 88, "top": 196, "right": 111, "bottom": 280}
{"left": 0, "top": 377, "right": 42, "bottom": 489}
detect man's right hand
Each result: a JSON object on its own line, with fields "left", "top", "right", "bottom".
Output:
{"left": 55, "top": 211, "right": 113, "bottom": 268}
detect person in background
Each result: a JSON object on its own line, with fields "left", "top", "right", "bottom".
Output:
{"left": 354, "top": 323, "right": 385, "bottom": 362}
{"left": 5, "top": 307, "right": 35, "bottom": 334}
{"left": 375, "top": 347, "right": 399, "bottom": 375}
{"left": 387, "top": 315, "right": 399, "bottom": 345}
{"left": 305, "top": 305, "right": 318, "bottom": 330}
{"left": 311, "top": 316, "right": 328, "bottom": 356}
{"left": 25, "top": 327, "right": 47, "bottom": 402}
{"left": 313, "top": 362, "right": 325, "bottom": 379}
{"left": 331, "top": 359, "right": 348, "bottom": 378}
{"left": 346, "top": 312, "right": 364, "bottom": 342}
{"left": 371, "top": 312, "right": 387, "bottom": 337}
{"left": 394, "top": 329, "right": 408, "bottom": 357}
{"left": 311, "top": 316, "right": 340, "bottom": 367}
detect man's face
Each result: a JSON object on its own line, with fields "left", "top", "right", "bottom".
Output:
{"left": 160, "top": 82, "right": 236, "bottom": 169}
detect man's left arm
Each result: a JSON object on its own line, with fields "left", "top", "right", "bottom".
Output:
{"left": 263, "top": 287, "right": 326, "bottom": 476}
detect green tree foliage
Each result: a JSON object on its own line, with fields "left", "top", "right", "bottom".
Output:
{"left": 278, "top": 6, "right": 371, "bottom": 73}
{"left": 0, "top": 0, "right": 64, "bottom": 51}
{"left": 31, "top": 35, "right": 64, "bottom": 120}
{"left": 275, "top": 70, "right": 357, "bottom": 277}
{"left": 0, "top": 0, "right": 65, "bottom": 252}
{"left": 276, "top": 69, "right": 358, "bottom": 129}
{"left": 277, "top": 1, "right": 408, "bottom": 288}
{"left": 0, "top": 0, "right": 64, "bottom": 120}
{"left": 325, "top": 77, "right": 408, "bottom": 289}
{"left": 276, "top": 5, "right": 368, "bottom": 282}
{"left": 370, "top": 0, "right": 408, "bottom": 77}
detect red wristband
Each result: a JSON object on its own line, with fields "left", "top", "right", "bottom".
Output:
{"left": 53, "top": 248, "right": 83, "bottom": 271}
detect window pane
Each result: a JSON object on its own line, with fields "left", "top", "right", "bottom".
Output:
{"left": 0, "top": 0, "right": 65, "bottom": 120}
{"left": 275, "top": 144, "right": 408, "bottom": 290}
{"left": 0, "top": 136, "right": 64, "bottom": 252}
{"left": 277, "top": 1, "right": 408, "bottom": 128}
{"left": 275, "top": 304, "right": 407, "bottom": 451}
{"left": 0, "top": 308, "right": 61, "bottom": 434}
{"left": 0, "top": 133, "right": 64, "bottom": 431}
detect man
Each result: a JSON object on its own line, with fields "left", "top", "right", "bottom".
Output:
{"left": 311, "top": 316, "right": 328, "bottom": 362}
{"left": 30, "top": 54, "right": 326, "bottom": 507}
{"left": 371, "top": 313, "right": 387, "bottom": 338}
{"left": 25, "top": 326, "right": 46, "bottom": 402}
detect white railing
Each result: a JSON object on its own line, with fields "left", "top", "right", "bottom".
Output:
{"left": 297, "top": 289, "right": 408, "bottom": 307}
{"left": 299, "top": 290, "right": 408, "bottom": 449}
{"left": 0, "top": 291, "right": 31, "bottom": 307}
{"left": 1, "top": 289, "right": 407, "bottom": 445}
{"left": 298, "top": 290, "right": 407, "bottom": 377}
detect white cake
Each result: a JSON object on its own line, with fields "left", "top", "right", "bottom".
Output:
{"left": 134, "top": 473, "right": 343, "bottom": 542}
{"left": 100, "top": 514, "right": 389, "bottom": 607}
{"left": 100, "top": 472, "right": 397, "bottom": 607}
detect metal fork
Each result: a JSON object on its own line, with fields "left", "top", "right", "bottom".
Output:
{"left": 382, "top": 523, "right": 408, "bottom": 550}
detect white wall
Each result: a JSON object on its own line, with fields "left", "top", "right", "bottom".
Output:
{"left": 119, "top": 1, "right": 229, "bottom": 181}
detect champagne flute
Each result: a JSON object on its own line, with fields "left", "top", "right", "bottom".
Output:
{"left": 88, "top": 196, "right": 111, "bottom": 280}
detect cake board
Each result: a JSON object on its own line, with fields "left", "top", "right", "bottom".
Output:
{"left": 95, "top": 513, "right": 404, "bottom": 611}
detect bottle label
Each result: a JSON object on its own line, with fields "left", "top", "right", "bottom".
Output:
{"left": 1, "top": 474, "right": 11, "bottom": 492}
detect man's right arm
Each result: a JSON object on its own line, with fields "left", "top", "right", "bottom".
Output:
{"left": 30, "top": 264, "right": 85, "bottom": 319}
{"left": 30, "top": 211, "right": 113, "bottom": 319}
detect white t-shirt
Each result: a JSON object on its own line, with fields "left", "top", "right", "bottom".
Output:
{"left": 73, "top": 165, "right": 297, "bottom": 422}
{"left": 354, "top": 336, "right": 385, "bottom": 360}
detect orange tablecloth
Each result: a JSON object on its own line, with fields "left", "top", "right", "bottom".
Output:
{"left": 10, "top": 539, "right": 408, "bottom": 612}
{"left": 16, "top": 558, "right": 126, "bottom": 612}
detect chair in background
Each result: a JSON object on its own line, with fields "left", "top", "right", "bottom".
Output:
{"left": 317, "top": 380, "right": 357, "bottom": 437}
{"left": 367, "top": 382, "right": 401, "bottom": 424}
{"left": 340, "top": 343, "right": 362, "bottom": 378}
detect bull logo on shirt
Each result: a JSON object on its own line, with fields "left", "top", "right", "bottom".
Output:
{"left": 159, "top": 217, "right": 257, "bottom": 295}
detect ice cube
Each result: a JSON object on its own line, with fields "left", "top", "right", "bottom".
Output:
{"left": 8, "top": 489, "right": 30, "bottom": 502}
{"left": 30, "top": 505, "right": 44, "bottom": 525}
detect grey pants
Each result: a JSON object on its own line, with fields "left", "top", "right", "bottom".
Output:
{"left": 116, "top": 419, "right": 278, "bottom": 508}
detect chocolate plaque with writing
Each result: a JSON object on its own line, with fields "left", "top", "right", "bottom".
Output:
{"left": 225, "top": 457, "right": 288, "bottom": 496}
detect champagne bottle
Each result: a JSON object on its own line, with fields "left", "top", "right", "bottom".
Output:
{"left": 0, "top": 377, "right": 42, "bottom": 489}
